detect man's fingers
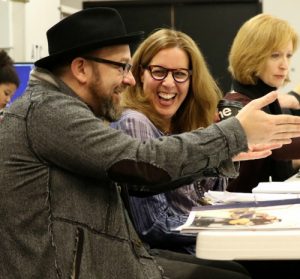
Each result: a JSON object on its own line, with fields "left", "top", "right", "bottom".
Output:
{"left": 235, "top": 93, "right": 300, "bottom": 145}
{"left": 234, "top": 150, "right": 272, "bottom": 161}
{"left": 274, "top": 114, "right": 300, "bottom": 125}
{"left": 269, "top": 138, "right": 292, "bottom": 145}
{"left": 248, "top": 143, "right": 282, "bottom": 152}
{"left": 248, "top": 91, "right": 278, "bottom": 110}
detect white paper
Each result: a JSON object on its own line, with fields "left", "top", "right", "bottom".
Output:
{"left": 252, "top": 182, "right": 300, "bottom": 194}
{"left": 204, "top": 190, "right": 300, "bottom": 204}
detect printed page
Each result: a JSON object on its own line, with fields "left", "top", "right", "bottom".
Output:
{"left": 179, "top": 199, "right": 300, "bottom": 233}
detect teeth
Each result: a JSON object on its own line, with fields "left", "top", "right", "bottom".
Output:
{"left": 158, "top": 92, "right": 176, "bottom": 100}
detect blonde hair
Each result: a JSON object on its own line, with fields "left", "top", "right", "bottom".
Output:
{"left": 228, "top": 13, "right": 298, "bottom": 85}
{"left": 121, "top": 28, "right": 222, "bottom": 133}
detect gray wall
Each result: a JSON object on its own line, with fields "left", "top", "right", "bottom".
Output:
{"left": 61, "top": 0, "right": 82, "bottom": 9}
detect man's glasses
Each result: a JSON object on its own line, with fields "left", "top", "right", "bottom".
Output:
{"left": 143, "top": 65, "right": 192, "bottom": 83}
{"left": 83, "top": 56, "right": 132, "bottom": 77}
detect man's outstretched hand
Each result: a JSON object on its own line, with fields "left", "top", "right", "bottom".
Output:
{"left": 236, "top": 91, "right": 300, "bottom": 145}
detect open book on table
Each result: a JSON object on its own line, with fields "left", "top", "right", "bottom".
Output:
{"left": 177, "top": 198, "right": 300, "bottom": 234}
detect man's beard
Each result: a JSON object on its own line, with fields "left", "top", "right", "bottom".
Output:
{"left": 98, "top": 96, "right": 122, "bottom": 122}
{"left": 88, "top": 80, "right": 123, "bottom": 122}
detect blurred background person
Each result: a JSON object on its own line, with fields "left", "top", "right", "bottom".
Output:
{"left": 0, "top": 50, "right": 19, "bottom": 118}
{"left": 224, "top": 13, "right": 300, "bottom": 193}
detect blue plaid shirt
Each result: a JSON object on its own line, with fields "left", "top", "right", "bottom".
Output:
{"left": 111, "top": 109, "right": 226, "bottom": 254}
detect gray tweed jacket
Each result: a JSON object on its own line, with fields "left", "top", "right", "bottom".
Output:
{"left": 0, "top": 68, "right": 247, "bottom": 279}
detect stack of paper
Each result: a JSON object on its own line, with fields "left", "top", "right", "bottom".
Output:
{"left": 196, "top": 229, "right": 300, "bottom": 260}
{"left": 203, "top": 190, "right": 300, "bottom": 204}
{"left": 252, "top": 182, "right": 300, "bottom": 194}
{"left": 177, "top": 199, "right": 300, "bottom": 260}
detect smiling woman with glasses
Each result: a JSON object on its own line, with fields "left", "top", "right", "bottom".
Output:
{"left": 111, "top": 28, "right": 226, "bottom": 256}
{"left": 83, "top": 55, "right": 132, "bottom": 76}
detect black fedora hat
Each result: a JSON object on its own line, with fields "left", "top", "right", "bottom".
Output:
{"left": 35, "top": 7, "right": 144, "bottom": 69}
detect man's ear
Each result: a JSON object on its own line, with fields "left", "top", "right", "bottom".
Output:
{"left": 70, "top": 57, "right": 90, "bottom": 83}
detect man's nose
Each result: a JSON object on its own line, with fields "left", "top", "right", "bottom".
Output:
{"left": 123, "top": 70, "right": 136, "bottom": 86}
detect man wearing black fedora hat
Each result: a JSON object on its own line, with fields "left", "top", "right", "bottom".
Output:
{"left": 2, "top": 7, "right": 300, "bottom": 279}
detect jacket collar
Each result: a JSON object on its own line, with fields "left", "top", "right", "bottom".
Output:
{"left": 30, "top": 67, "right": 80, "bottom": 101}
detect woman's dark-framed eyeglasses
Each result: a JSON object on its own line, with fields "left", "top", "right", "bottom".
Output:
{"left": 83, "top": 56, "right": 132, "bottom": 76}
{"left": 143, "top": 65, "right": 192, "bottom": 83}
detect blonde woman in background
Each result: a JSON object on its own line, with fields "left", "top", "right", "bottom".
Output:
{"left": 224, "top": 14, "right": 300, "bottom": 194}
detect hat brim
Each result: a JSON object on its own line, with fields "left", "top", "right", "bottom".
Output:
{"left": 35, "top": 31, "right": 144, "bottom": 69}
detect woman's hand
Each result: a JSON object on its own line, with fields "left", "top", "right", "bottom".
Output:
{"left": 236, "top": 91, "right": 300, "bottom": 145}
{"left": 278, "top": 93, "right": 300, "bottom": 110}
